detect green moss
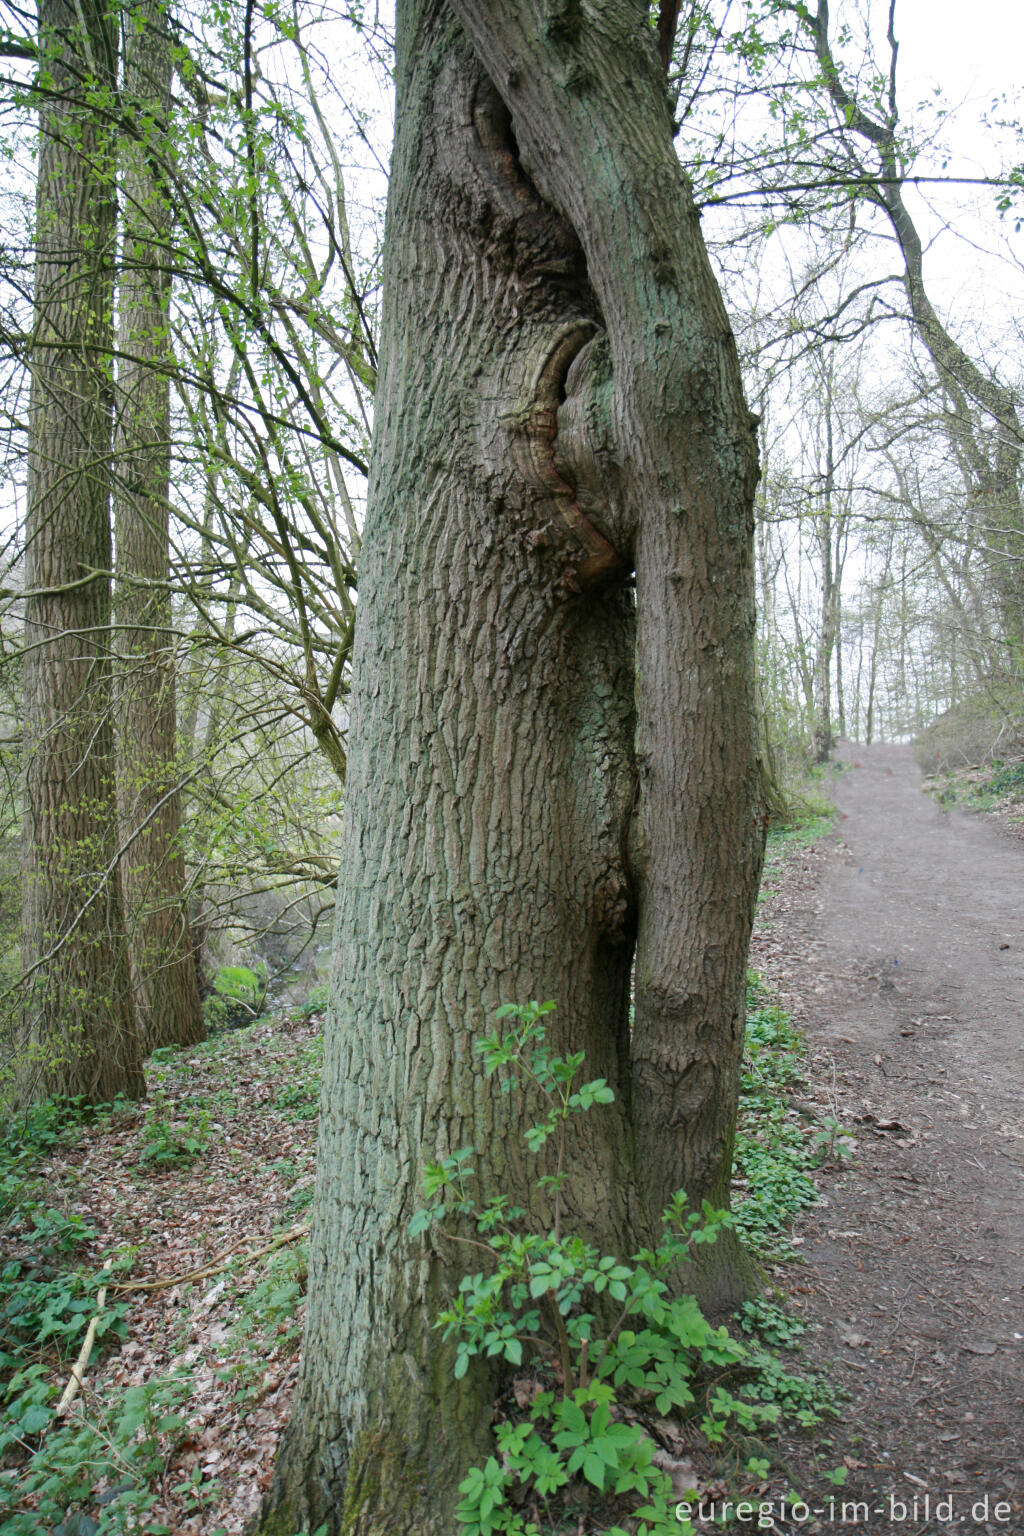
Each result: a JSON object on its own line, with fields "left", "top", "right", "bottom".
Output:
{"left": 340, "top": 1425, "right": 432, "bottom": 1536}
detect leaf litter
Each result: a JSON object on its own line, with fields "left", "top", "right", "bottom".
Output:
{"left": 8, "top": 1010, "right": 321, "bottom": 1533}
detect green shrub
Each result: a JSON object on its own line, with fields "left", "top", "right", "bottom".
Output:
{"left": 203, "top": 963, "right": 268, "bottom": 1032}
{"left": 413, "top": 1003, "right": 834, "bottom": 1536}
{"left": 137, "top": 1090, "right": 211, "bottom": 1170}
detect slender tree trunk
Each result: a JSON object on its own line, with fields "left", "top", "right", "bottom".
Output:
{"left": 114, "top": 0, "right": 203, "bottom": 1054}
{"left": 258, "top": 4, "right": 762, "bottom": 1532}
{"left": 18, "top": 0, "right": 144, "bottom": 1103}
{"left": 812, "top": 542, "right": 835, "bottom": 763}
{"left": 811, "top": 370, "right": 839, "bottom": 762}
{"left": 834, "top": 585, "right": 845, "bottom": 735}
{"left": 809, "top": 0, "right": 1024, "bottom": 667}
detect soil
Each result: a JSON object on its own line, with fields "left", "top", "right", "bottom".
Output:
{"left": 750, "top": 742, "right": 1024, "bottom": 1535}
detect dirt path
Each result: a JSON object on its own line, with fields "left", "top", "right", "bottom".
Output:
{"left": 754, "top": 742, "right": 1024, "bottom": 1535}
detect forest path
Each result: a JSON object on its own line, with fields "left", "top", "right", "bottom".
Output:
{"left": 753, "top": 742, "right": 1024, "bottom": 1533}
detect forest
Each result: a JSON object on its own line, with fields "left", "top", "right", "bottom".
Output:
{"left": 0, "top": 0, "right": 1022, "bottom": 1532}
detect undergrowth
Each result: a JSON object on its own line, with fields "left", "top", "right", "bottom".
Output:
{"left": 0, "top": 1011, "right": 319, "bottom": 1534}
{"left": 733, "top": 983, "right": 851, "bottom": 1261}
{"left": 415, "top": 1001, "right": 843, "bottom": 1536}
{"left": 0, "top": 963, "right": 842, "bottom": 1534}
{"left": 0, "top": 1099, "right": 169, "bottom": 1533}
{"left": 923, "top": 753, "right": 1024, "bottom": 819}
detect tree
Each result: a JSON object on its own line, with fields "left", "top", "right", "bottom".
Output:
{"left": 16, "top": 0, "right": 144, "bottom": 1103}
{"left": 1, "top": 0, "right": 375, "bottom": 1079}
{"left": 258, "top": 3, "right": 764, "bottom": 1532}
{"left": 795, "top": 0, "right": 1024, "bottom": 671}
{"left": 669, "top": 0, "right": 1024, "bottom": 687}
{"left": 114, "top": 0, "right": 203, "bottom": 1052}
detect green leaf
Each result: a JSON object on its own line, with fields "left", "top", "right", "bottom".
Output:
{"left": 581, "top": 1450, "right": 607, "bottom": 1489}
{"left": 18, "top": 1402, "right": 51, "bottom": 1434}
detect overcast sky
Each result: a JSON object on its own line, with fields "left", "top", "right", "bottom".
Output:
{"left": 861, "top": 0, "right": 1023, "bottom": 320}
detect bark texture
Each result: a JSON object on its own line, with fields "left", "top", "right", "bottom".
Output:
{"left": 18, "top": 0, "right": 144, "bottom": 1103}
{"left": 115, "top": 0, "right": 203, "bottom": 1054}
{"left": 452, "top": 0, "right": 763, "bottom": 1304}
{"left": 259, "top": 2, "right": 763, "bottom": 1531}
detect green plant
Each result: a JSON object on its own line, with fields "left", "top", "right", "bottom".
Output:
{"left": 0, "top": 1100, "right": 182, "bottom": 1530}
{"left": 413, "top": 1003, "right": 825, "bottom": 1536}
{"left": 1, "top": 1227, "right": 130, "bottom": 1375}
{"left": 733, "top": 1000, "right": 825, "bottom": 1258}
{"left": 203, "top": 962, "right": 268, "bottom": 1032}
{"left": 137, "top": 1091, "right": 211, "bottom": 1170}
{"left": 810, "top": 1115, "right": 855, "bottom": 1167}
{"left": 283, "top": 1181, "right": 315, "bottom": 1219}
{"left": 273, "top": 1079, "right": 319, "bottom": 1122}
{"left": 215, "top": 1240, "right": 309, "bottom": 1410}
{"left": 0, "top": 1366, "right": 192, "bottom": 1533}
{"left": 292, "top": 981, "right": 329, "bottom": 1019}
{"left": 738, "top": 1298, "right": 806, "bottom": 1350}
{"left": 737, "top": 1342, "right": 841, "bottom": 1428}
{"left": 985, "top": 758, "right": 1024, "bottom": 798}
{"left": 0, "top": 1105, "right": 131, "bottom": 1383}
{"left": 1, "top": 1100, "right": 78, "bottom": 1221}
{"left": 273, "top": 1032, "right": 323, "bottom": 1122}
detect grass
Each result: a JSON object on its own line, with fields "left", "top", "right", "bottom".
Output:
{"left": 923, "top": 752, "right": 1024, "bottom": 820}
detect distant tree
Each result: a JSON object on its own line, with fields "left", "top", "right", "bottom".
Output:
{"left": 114, "top": 0, "right": 203, "bottom": 1053}
{"left": 796, "top": 0, "right": 1024, "bottom": 669}
{"left": 17, "top": 0, "right": 144, "bottom": 1102}
{"left": 1, "top": 0, "right": 375, "bottom": 1069}
{"left": 670, "top": 0, "right": 1024, "bottom": 679}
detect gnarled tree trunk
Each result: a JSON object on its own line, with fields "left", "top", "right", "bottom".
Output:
{"left": 258, "top": 4, "right": 762, "bottom": 1532}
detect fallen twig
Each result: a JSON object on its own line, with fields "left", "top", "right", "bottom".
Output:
{"left": 111, "top": 1222, "right": 309, "bottom": 1294}
{"left": 57, "top": 1257, "right": 113, "bottom": 1416}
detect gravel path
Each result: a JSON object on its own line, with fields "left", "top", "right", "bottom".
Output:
{"left": 754, "top": 742, "right": 1024, "bottom": 1535}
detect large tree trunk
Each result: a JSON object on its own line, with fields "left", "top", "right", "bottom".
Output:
{"left": 451, "top": 0, "right": 764, "bottom": 1314}
{"left": 258, "top": 3, "right": 762, "bottom": 1532}
{"left": 18, "top": 0, "right": 144, "bottom": 1104}
{"left": 114, "top": 0, "right": 203, "bottom": 1054}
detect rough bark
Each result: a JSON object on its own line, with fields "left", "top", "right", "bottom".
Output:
{"left": 258, "top": 3, "right": 762, "bottom": 1531}
{"left": 445, "top": 0, "right": 763, "bottom": 1303}
{"left": 18, "top": 0, "right": 144, "bottom": 1104}
{"left": 114, "top": 0, "right": 203, "bottom": 1054}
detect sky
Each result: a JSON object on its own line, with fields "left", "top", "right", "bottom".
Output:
{"left": 854, "top": 0, "right": 1024, "bottom": 330}
{"left": 898, "top": 0, "right": 1024, "bottom": 104}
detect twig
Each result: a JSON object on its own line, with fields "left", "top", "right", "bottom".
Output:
{"left": 57, "top": 1258, "right": 112, "bottom": 1416}
{"left": 111, "top": 1223, "right": 309, "bottom": 1294}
